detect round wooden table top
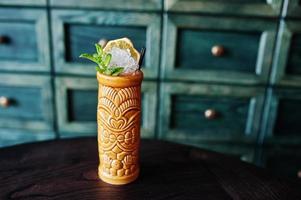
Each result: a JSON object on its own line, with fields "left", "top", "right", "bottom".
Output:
{"left": 0, "top": 138, "right": 300, "bottom": 200}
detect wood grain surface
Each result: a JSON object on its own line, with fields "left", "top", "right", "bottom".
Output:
{"left": 0, "top": 138, "right": 300, "bottom": 200}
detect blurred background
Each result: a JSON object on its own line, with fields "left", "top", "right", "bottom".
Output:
{"left": 0, "top": 0, "right": 301, "bottom": 180}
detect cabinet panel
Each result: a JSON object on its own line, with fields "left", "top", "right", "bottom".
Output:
{"left": 261, "top": 88, "right": 301, "bottom": 143}
{"left": 284, "top": 0, "right": 301, "bottom": 18}
{"left": 162, "top": 15, "right": 277, "bottom": 84}
{"left": 52, "top": 10, "right": 161, "bottom": 78}
{"left": 0, "top": 8, "right": 50, "bottom": 72}
{"left": 0, "top": 74, "right": 54, "bottom": 131}
{"left": 50, "top": 0, "right": 162, "bottom": 11}
{"left": 0, "top": 0, "right": 46, "bottom": 6}
{"left": 56, "top": 77, "right": 157, "bottom": 138}
{"left": 165, "top": 0, "right": 282, "bottom": 17}
{"left": 159, "top": 82, "right": 265, "bottom": 142}
{"left": 271, "top": 20, "right": 301, "bottom": 86}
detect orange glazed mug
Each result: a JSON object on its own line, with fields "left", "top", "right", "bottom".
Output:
{"left": 97, "top": 70, "right": 143, "bottom": 185}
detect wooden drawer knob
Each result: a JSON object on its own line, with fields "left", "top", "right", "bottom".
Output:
{"left": 98, "top": 38, "right": 108, "bottom": 47}
{"left": 0, "top": 36, "right": 9, "bottom": 44}
{"left": 204, "top": 109, "right": 218, "bottom": 120}
{"left": 0, "top": 96, "right": 10, "bottom": 108}
{"left": 211, "top": 45, "right": 225, "bottom": 57}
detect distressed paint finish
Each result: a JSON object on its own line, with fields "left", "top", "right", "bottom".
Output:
{"left": 165, "top": 0, "right": 282, "bottom": 17}
{"left": 50, "top": 0, "right": 162, "bottom": 11}
{"left": 270, "top": 20, "right": 301, "bottom": 86}
{"left": 51, "top": 10, "right": 161, "bottom": 78}
{"left": 55, "top": 77, "right": 157, "bottom": 138}
{"left": 0, "top": 74, "right": 54, "bottom": 131}
{"left": 0, "top": 0, "right": 46, "bottom": 6}
{"left": 260, "top": 88, "right": 301, "bottom": 145}
{"left": 283, "top": 0, "right": 301, "bottom": 18}
{"left": 0, "top": 8, "right": 50, "bottom": 72}
{"left": 161, "top": 14, "right": 277, "bottom": 84}
{"left": 158, "top": 82, "right": 265, "bottom": 143}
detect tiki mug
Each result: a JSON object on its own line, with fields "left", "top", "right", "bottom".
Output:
{"left": 97, "top": 70, "right": 143, "bottom": 185}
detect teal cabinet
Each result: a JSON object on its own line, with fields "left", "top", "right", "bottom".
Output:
{"left": 159, "top": 82, "right": 265, "bottom": 143}
{"left": 50, "top": 0, "right": 162, "bottom": 11}
{"left": 261, "top": 88, "right": 301, "bottom": 144}
{"left": 165, "top": 0, "right": 282, "bottom": 17}
{"left": 259, "top": 146, "right": 301, "bottom": 179}
{"left": 51, "top": 10, "right": 161, "bottom": 78}
{"left": 283, "top": 0, "right": 301, "bottom": 18}
{"left": 271, "top": 20, "right": 301, "bottom": 86}
{"left": 0, "top": 0, "right": 46, "bottom": 6}
{"left": 161, "top": 14, "right": 277, "bottom": 84}
{"left": 194, "top": 143, "right": 256, "bottom": 163}
{"left": 0, "top": 8, "right": 50, "bottom": 72}
{"left": 55, "top": 77, "right": 157, "bottom": 138}
{"left": 0, "top": 74, "right": 54, "bottom": 131}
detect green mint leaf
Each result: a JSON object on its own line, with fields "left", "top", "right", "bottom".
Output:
{"left": 111, "top": 67, "right": 124, "bottom": 76}
{"left": 95, "top": 44, "right": 103, "bottom": 56}
{"left": 95, "top": 66, "right": 105, "bottom": 73}
{"left": 102, "top": 54, "right": 112, "bottom": 66}
{"left": 79, "top": 53, "right": 99, "bottom": 64}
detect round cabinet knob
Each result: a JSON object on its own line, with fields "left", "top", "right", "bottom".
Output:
{"left": 0, "top": 36, "right": 9, "bottom": 44}
{"left": 98, "top": 39, "right": 108, "bottom": 47}
{"left": 0, "top": 96, "right": 10, "bottom": 108}
{"left": 204, "top": 109, "right": 218, "bottom": 120}
{"left": 211, "top": 45, "right": 225, "bottom": 57}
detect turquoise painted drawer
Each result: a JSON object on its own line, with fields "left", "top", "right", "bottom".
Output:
{"left": 159, "top": 82, "right": 265, "bottom": 143}
{"left": 55, "top": 77, "right": 157, "bottom": 138}
{"left": 50, "top": 0, "right": 161, "bottom": 11}
{"left": 260, "top": 146, "right": 301, "bottom": 179}
{"left": 261, "top": 88, "right": 301, "bottom": 144}
{"left": 51, "top": 10, "right": 161, "bottom": 78}
{"left": 0, "top": 74, "right": 54, "bottom": 131}
{"left": 284, "top": 0, "right": 301, "bottom": 18}
{"left": 162, "top": 15, "right": 277, "bottom": 84}
{"left": 0, "top": 8, "right": 50, "bottom": 72}
{"left": 271, "top": 20, "right": 301, "bottom": 86}
{"left": 165, "top": 0, "right": 282, "bottom": 17}
{"left": 0, "top": 0, "right": 46, "bottom": 6}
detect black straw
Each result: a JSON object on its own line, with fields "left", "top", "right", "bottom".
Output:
{"left": 138, "top": 47, "right": 146, "bottom": 70}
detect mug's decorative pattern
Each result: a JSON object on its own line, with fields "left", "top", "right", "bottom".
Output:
{"left": 97, "top": 84, "right": 141, "bottom": 184}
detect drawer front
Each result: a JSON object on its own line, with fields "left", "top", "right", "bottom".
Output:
{"left": 56, "top": 77, "right": 157, "bottom": 138}
{"left": 0, "top": 0, "right": 46, "bottom": 6}
{"left": 159, "top": 83, "right": 265, "bottom": 142}
{"left": 50, "top": 0, "right": 161, "bottom": 11}
{"left": 260, "top": 147, "right": 301, "bottom": 179}
{"left": 162, "top": 15, "right": 277, "bottom": 84}
{"left": 52, "top": 10, "right": 161, "bottom": 78}
{"left": 271, "top": 21, "right": 301, "bottom": 86}
{"left": 0, "top": 75, "right": 53, "bottom": 131}
{"left": 165, "top": 0, "right": 282, "bottom": 17}
{"left": 0, "top": 8, "right": 50, "bottom": 72}
{"left": 261, "top": 88, "right": 301, "bottom": 142}
{"left": 285, "top": 0, "right": 301, "bottom": 18}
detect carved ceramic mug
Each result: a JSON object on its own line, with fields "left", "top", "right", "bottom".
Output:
{"left": 97, "top": 71, "right": 143, "bottom": 185}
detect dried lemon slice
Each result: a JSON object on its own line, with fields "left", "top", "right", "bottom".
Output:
{"left": 103, "top": 38, "right": 140, "bottom": 62}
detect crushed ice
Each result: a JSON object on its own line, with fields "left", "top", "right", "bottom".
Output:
{"left": 108, "top": 47, "right": 139, "bottom": 75}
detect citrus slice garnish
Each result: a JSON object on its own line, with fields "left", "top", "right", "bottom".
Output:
{"left": 103, "top": 37, "right": 140, "bottom": 62}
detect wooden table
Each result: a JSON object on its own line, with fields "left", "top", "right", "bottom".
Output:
{"left": 0, "top": 138, "right": 300, "bottom": 200}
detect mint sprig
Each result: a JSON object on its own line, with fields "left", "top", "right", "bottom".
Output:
{"left": 79, "top": 44, "right": 124, "bottom": 76}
